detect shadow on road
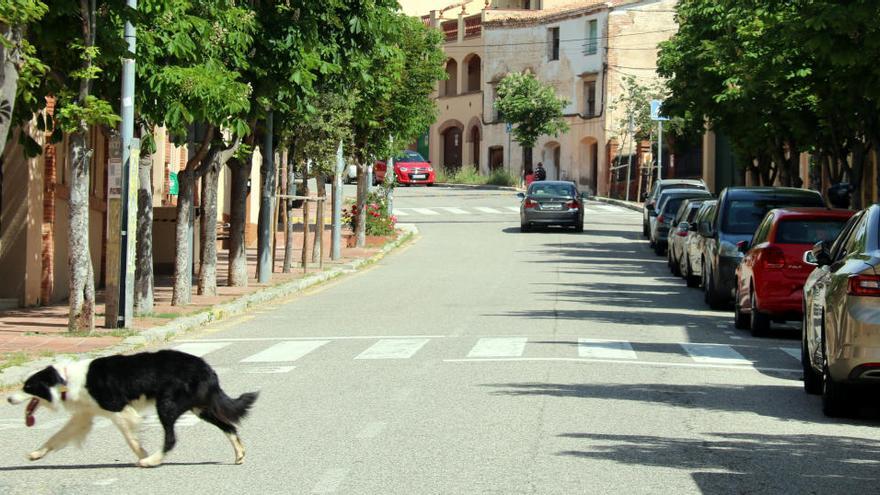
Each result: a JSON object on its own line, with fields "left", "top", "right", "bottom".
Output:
{"left": 554, "top": 432, "right": 880, "bottom": 493}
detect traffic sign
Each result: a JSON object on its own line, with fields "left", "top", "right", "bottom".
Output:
{"left": 650, "top": 100, "right": 669, "bottom": 121}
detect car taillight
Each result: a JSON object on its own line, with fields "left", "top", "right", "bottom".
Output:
{"left": 761, "top": 246, "right": 786, "bottom": 269}
{"left": 656, "top": 214, "right": 665, "bottom": 224}
{"left": 676, "top": 229, "right": 688, "bottom": 237}
{"left": 565, "top": 200, "right": 580, "bottom": 209}
{"left": 524, "top": 199, "right": 538, "bottom": 209}
{"left": 848, "top": 274, "right": 880, "bottom": 296}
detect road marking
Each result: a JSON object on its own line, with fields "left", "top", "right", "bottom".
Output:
{"left": 438, "top": 207, "right": 469, "bottom": 215}
{"left": 780, "top": 347, "right": 801, "bottom": 360}
{"left": 443, "top": 357, "right": 798, "bottom": 373}
{"left": 474, "top": 207, "right": 503, "bottom": 214}
{"left": 681, "top": 343, "right": 750, "bottom": 365}
{"left": 505, "top": 206, "right": 521, "bottom": 212}
{"left": 578, "top": 339, "right": 638, "bottom": 360}
{"left": 356, "top": 338, "right": 430, "bottom": 359}
{"left": 468, "top": 337, "right": 528, "bottom": 358}
{"left": 173, "top": 342, "right": 231, "bottom": 357}
{"left": 410, "top": 208, "right": 439, "bottom": 216}
{"left": 593, "top": 204, "right": 622, "bottom": 211}
{"left": 356, "top": 422, "right": 387, "bottom": 439}
{"left": 312, "top": 468, "right": 350, "bottom": 494}
{"left": 243, "top": 365, "right": 296, "bottom": 374}
{"left": 178, "top": 335, "right": 447, "bottom": 342}
{"left": 92, "top": 479, "right": 117, "bottom": 487}
{"left": 241, "top": 340, "right": 329, "bottom": 362}
{"left": 392, "top": 209, "right": 410, "bottom": 216}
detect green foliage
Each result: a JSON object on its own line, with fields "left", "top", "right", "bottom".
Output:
{"left": 284, "top": 90, "right": 355, "bottom": 175}
{"left": 494, "top": 72, "right": 569, "bottom": 149}
{"left": 0, "top": 0, "right": 48, "bottom": 26}
{"left": 434, "top": 166, "right": 518, "bottom": 187}
{"left": 55, "top": 95, "right": 120, "bottom": 131}
{"left": 609, "top": 75, "right": 667, "bottom": 143}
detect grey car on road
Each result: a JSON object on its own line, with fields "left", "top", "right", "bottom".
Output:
{"left": 518, "top": 181, "right": 587, "bottom": 232}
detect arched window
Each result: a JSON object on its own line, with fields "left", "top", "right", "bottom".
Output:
{"left": 464, "top": 54, "right": 481, "bottom": 93}
{"left": 443, "top": 59, "right": 458, "bottom": 97}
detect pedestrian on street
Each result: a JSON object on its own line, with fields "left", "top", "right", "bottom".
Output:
{"left": 534, "top": 162, "right": 547, "bottom": 182}
{"left": 523, "top": 164, "right": 535, "bottom": 187}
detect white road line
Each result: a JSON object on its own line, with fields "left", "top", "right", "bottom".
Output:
{"left": 438, "top": 207, "right": 469, "bottom": 215}
{"left": 356, "top": 338, "right": 430, "bottom": 359}
{"left": 392, "top": 209, "right": 410, "bottom": 216}
{"left": 468, "top": 337, "right": 527, "bottom": 358}
{"left": 780, "top": 347, "right": 801, "bottom": 361}
{"left": 356, "top": 422, "right": 387, "bottom": 439}
{"left": 442, "top": 357, "right": 799, "bottom": 373}
{"left": 411, "top": 208, "right": 439, "bottom": 216}
{"left": 578, "top": 339, "right": 638, "bottom": 360}
{"left": 681, "top": 343, "right": 751, "bottom": 365}
{"left": 173, "top": 342, "right": 231, "bottom": 357}
{"left": 505, "top": 206, "right": 521, "bottom": 212}
{"left": 241, "top": 340, "right": 329, "bottom": 363}
{"left": 474, "top": 206, "right": 503, "bottom": 214}
{"left": 312, "top": 468, "right": 350, "bottom": 494}
{"left": 178, "top": 335, "right": 448, "bottom": 342}
{"left": 593, "top": 204, "right": 625, "bottom": 212}
{"left": 243, "top": 365, "right": 296, "bottom": 374}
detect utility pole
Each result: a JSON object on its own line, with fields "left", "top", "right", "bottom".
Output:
{"left": 657, "top": 120, "right": 664, "bottom": 181}
{"left": 331, "top": 141, "right": 343, "bottom": 260}
{"left": 625, "top": 114, "right": 634, "bottom": 202}
{"left": 386, "top": 135, "right": 394, "bottom": 216}
{"left": 106, "top": 0, "right": 138, "bottom": 329}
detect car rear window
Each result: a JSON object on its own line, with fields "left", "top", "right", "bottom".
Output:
{"left": 722, "top": 197, "right": 824, "bottom": 235}
{"left": 529, "top": 184, "right": 575, "bottom": 198}
{"left": 775, "top": 219, "right": 848, "bottom": 244}
{"left": 663, "top": 198, "right": 686, "bottom": 216}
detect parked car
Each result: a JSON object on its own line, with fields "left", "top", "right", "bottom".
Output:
{"left": 802, "top": 205, "right": 880, "bottom": 416}
{"left": 733, "top": 208, "right": 853, "bottom": 335}
{"left": 700, "top": 187, "right": 826, "bottom": 309}
{"left": 682, "top": 200, "right": 718, "bottom": 287}
{"left": 650, "top": 189, "right": 713, "bottom": 255}
{"left": 374, "top": 150, "right": 435, "bottom": 186}
{"left": 517, "top": 181, "right": 587, "bottom": 232}
{"left": 642, "top": 179, "right": 707, "bottom": 237}
{"left": 667, "top": 199, "right": 707, "bottom": 276}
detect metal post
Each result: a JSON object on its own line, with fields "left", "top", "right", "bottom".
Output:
{"left": 658, "top": 120, "right": 664, "bottom": 181}
{"left": 115, "top": 0, "right": 137, "bottom": 328}
{"left": 625, "top": 114, "right": 634, "bottom": 202}
{"left": 386, "top": 135, "right": 394, "bottom": 216}
{"left": 331, "top": 141, "right": 343, "bottom": 260}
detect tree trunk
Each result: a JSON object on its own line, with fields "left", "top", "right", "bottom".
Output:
{"left": 67, "top": 131, "right": 96, "bottom": 332}
{"left": 312, "top": 172, "right": 325, "bottom": 263}
{"left": 0, "top": 23, "right": 23, "bottom": 158}
{"left": 301, "top": 164, "right": 311, "bottom": 269}
{"left": 356, "top": 162, "right": 367, "bottom": 247}
{"left": 257, "top": 118, "right": 276, "bottom": 283}
{"left": 171, "top": 167, "right": 195, "bottom": 305}
{"left": 134, "top": 147, "right": 154, "bottom": 314}
{"left": 227, "top": 155, "right": 251, "bottom": 286}
{"left": 283, "top": 154, "right": 296, "bottom": 272}
{"left": 198, "top": 150, "right": 221, "bottom": 295}
{"left": 850, "top": 139, "right": 867, "bottom": 210}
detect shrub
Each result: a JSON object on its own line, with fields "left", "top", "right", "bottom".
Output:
{"left": 343, "top": 187, "right": 397, "bottom": 236}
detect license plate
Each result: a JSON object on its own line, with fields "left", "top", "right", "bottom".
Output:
{"left": 543, "top": 204, "right": 562, "bottom": 210}
{"left": 411, "top": 174, "right": 426, "bottom": 179}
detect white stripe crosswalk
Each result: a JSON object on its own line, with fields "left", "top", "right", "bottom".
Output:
{"left": 391, "top": 203, "right": 633, "bottom": 217}
{"left": 438, "top": 207, "right": 469, "bottom": 215}
{"left": 176, "top": 337, "right": 801, "bottom": 371}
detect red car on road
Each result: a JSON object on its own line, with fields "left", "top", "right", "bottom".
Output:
{"left": 374, "top": 150, "right": 435, "bottom": 186}
{"left": 734, "top": 207, "right": 854, "bottom": 335}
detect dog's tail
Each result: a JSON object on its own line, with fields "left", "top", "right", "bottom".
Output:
{"left": 211, "top": 390, "right": 259, "bottom": 425}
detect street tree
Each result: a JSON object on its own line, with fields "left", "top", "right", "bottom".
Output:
{"left": 494, "top": 71, "right": 569, "bottom": 164}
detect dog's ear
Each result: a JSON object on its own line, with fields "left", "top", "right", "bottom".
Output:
{"left": 23, "top": 366, "right": 65, "bottom": 402}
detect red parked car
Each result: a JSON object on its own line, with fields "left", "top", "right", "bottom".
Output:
{"left": 374, "top": 150, "right": 435, "bottom": 186}
{"left": 734, "top": 207, "right": 854, "bottom": 335}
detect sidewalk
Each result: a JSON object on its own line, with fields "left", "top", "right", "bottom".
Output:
{"left": 594, "top": 196, "right": 643, "bottom": 213}
{"left": 0, "top": 219, "right": 415, "bottom": 379}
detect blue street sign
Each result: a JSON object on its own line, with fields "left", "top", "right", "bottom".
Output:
{"left": 650, "top": 100, "right": 669, "bottom": 121}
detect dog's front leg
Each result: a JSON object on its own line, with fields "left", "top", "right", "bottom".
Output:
{"left": 29, "top": 413, "right": 93, "bottom": 461}
{"left": 110, "top": 408, "right": 148, "bottom": 460}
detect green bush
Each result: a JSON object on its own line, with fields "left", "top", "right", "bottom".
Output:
{"left": 435, "top": 166, "right": 517, "bottom": 186}
{"left": 343, "top": 186, "right": 397, "bottom": 236}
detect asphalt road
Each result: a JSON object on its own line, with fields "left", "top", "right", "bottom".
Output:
{"left": 2, "top": 185, "right": 880, "bottom": 494}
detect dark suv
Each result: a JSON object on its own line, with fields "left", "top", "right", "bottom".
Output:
{"left": 699, "top": 187, "right": 826, "bottom": 309}
{"left": 642, "top": 179, "right": 707, "bottom": 237}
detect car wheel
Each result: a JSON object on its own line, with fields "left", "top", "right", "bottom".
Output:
{"left": 669, "top": 249, "right": 682, "bottom": 276}
{"left": 520, "top": 223, "right": 530, "bottom": 233}
{"left": 426, "top": 182, "right": 434, "bottom": 187}
{"left": 749, "top": 287, "right": 770, "bottom": 336}
{"left": 821, "top": 331, "right": 849, "bottom": 417}
{"left": 653, "top": 242, "right": 664, "bottom": 256}
{"left": 734, "top": 284, "right": 750, "bottom": 330}
{"left": 642, "top": 221, "right": 649, "bottom": 237}
{"left": 685, "top": 260, "right": 700, "bottom": 288}
{"left": 704, "top": 268, "right": 724, "bottom": 309}
{"left": 802, "top": 312, "right": 821, "bottom": 395}
{"left": 573, "top": 222, "right": 583, "bottom": 233}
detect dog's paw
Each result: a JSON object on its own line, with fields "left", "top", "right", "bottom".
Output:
{"left": 28, "top": 449, "right": 47, "bottom": 461}
{"left": 235, "top": 453, "right": 245, "bottom": 465}
{"left": 137, "top": 454, "right": 163, "bottom": 468}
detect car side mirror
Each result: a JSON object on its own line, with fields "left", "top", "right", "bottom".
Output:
{"left": 516, "top": 192, "right": 525, "bottom": 200}
{"left": 803, "top": 250, "right": 818, "bottom": 266}
{"left": 812, "top": 240, "right": 832, "bottom": 267}
{"left": 736, "top": 240, "right": 750, "bottom": 253}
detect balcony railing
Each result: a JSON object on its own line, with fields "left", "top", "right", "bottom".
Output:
{"left": 442, "top": 19, "right": 458, "bottom": 42}
{"left": 464, "top": 15, "right": 482, "bottom": 39}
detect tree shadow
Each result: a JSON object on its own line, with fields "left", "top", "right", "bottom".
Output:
{"left": 555, "top": 432, "right": 880, "bottom": 493}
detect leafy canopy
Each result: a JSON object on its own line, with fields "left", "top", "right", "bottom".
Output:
{"left": 494, "top": 71, "right": 569, "bottom": 149}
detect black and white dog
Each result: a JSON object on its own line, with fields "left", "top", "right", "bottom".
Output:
{"left": 6, "top": 350, "right": 258, "bottom": 467}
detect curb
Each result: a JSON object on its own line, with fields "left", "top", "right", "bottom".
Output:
{"left": 0, "top": 225, "right": 419, "bottom": 389}
{"left": 594, "top": 196, "right": 643, "bottom": 213}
